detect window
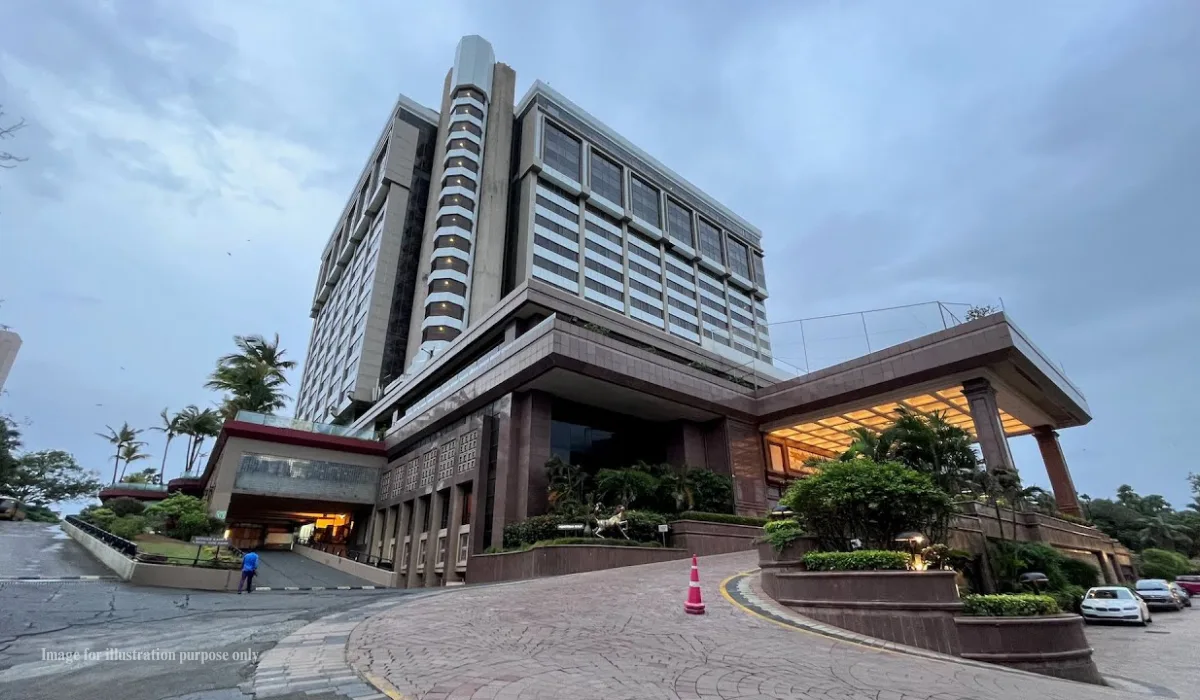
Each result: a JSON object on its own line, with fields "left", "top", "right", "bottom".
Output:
{"left": 534, "top": 233, "right": 578, "bottom": 261}
{"left": 535, "top": 195, "right": 580, "bottom": 224}
{"left": 666, "top": 200, "right": 693, "bottom": 246}
{"left": 449, "top": 120, "right": 483, "bottom": 137}
{"left": 585, "top": 258, "right": 622, "bottom": 281}
{"left": 665, "top": 280, "right": 696, "bottom": 301}
{"left": 448, "top": 138, "right": 480, "bottom": 155}
{"left": 434, "top": 234, "right": 471, "bottom": 253}
{"left": 628, "top": 260, "right": 659, "bottom": 282}
{"left": 727, "top": 237, "right": 751, "bottom": 279}
{"left": 629, "top": 278, "right": 662, "bottom": 300}
{"left": 439, "top": 192, "right": 474, "bottom": 212}
{"left": 420, "top": 452, "right": 437, "bottom": 488}
{"left": 755, "top": 306, "right": 768, "bottom": 322}
{"left": 732, "top": 326, "right": 755, "bottom": 342}
{"left": 703, "top": 329, "right": 730, "bottom": 345}
{"left": 534, "top": 214, "right": 579, "bottom": 242}
{"left": 585, "top": 219, "right": 622, "bottom": 247}
{"left": 698, "top": 277, "right": 724, "bottom": 297}
{"left": 437, "top": 214, "right": 472, "bottom": 232}
{"left": 458, "top": 431, "right": 479, "bottom": 474}
{"left": 627, "top": 241, "right": 659, "bottom": 265}
{"left": 422, "top": 325, "right": 461, "bottom": 342}
{"left": 585, "top": 239, "right": 622, "bottom": 263}
{"left": 665, "top": 257, "right": 694, "bottom": 283}
{"left": 667, "top": 294, "right": 696, "bottom": 314}
{"left": 668, "top": 314, "right": 699, "bottom": 333}
{"left": 425, "top": 301, "right": 465, "bottom": 320}
{"left": 445, "top": 155, "right": 478, "bottom": 172}
{"left": 697, "top": 219, "right": 724, "bottom": 263}
{"left": 456, "top": 87, "right": 485, "bottom": 103}
{"left": 752, "top": 253, "right": 766, "bottom": 286}
{"left": 438, "top": 441, "right": 456, "bottom": 481}
{"left": 429, "top": 278, "right": 467, "bottom": 296}
{"left": 702, "top": 311, "right": 727, "bottom": 328}
{"left": 533, "top": 255, "right": 577, "bottom": 280}
{"left": 700, "top": 295, "right": 726, "bottom": 312}
{"left": 443, "top": 174, "right": 476, "bottom": 191}
{"left": 731, "top": 309, "right": 755, "bottom": 328}
{"left": 453, "top": 104, "right": 484, "bottom": 120}
{"left": 585, "top": 277, "right": 623, "bottom": 300}
{"left": 405, "top": 459, "right": 419, "bottom": 491}
{"left": 630, "top": 175, "right": 660, "bottom": 226}
{"left": 728, "top": 295, "right": 752, "bottom": 312}
{"left": 768, "top": 444, "right": 786, "bottom": 474}
{"left": 457, "top": 531, "right": 470, "bottom": 565}
{"left": 433, "top": 256, "right": 469, "bottom": 273}
{"left": 630, "top": 298, "right": 661, "bottom": 316}
{"left": 590, "top": 151, "right": 622, "bottom": 204}
{"left": 543, "top": 122, "right": 582, "bottom": 181}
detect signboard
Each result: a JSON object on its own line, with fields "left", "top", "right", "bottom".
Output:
{"left": 214, "top": 510, "right": 227, "bottom": 520}
{"left": 191, "top": 536, "right": 230, "bottom": 546}
{"left": 657, "top": 524, "right": 670, "bottom": 533}
{"left": 556, "top": 523, "right": 586, "bottom": 531}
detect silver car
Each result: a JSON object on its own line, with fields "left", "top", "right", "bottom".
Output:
{"left": 1135, "top": 579, "right": 1185, "bottom": 611}
{"left": 1081, "top": 586, "right": 1151, "bottom": 625}
{"left": 1168, "top": 581, "right": 1192, "bottom": 608}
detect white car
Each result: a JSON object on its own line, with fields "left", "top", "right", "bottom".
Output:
{"left": 1080, "top": 586, "right": 1151, "bottom": 625}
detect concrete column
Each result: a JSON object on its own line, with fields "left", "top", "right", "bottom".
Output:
{"left": 521, "top": 392, "right": 553, "bottom": 519}
{"left": 406, "top": 497, "right": 428, "bottom": 588}
{"left": 962, "top": 378, "right": 1016, "bottom": 473}
{"left": 1032, "top": 425, "right": 1082, "bottom": 516}
{"left": 395, "top": 500, "right": 412, "bottom": 587}
{"left": 424, "top": 489, "right": 448, "bottom": 587}
{"left": 1097, "top": 551, "right": 1119, "bottom": 585}
{"left": 384, "top": 505, "right": 400, "bottom": 562}
{"left": 368, "top": 507, "right": 385, "bottom": 557}
{"left": 725, "top": 419, "right": 769, "bottom": 516}
{"left": 445, "top": 485, "right": 467, "bottom": 584}
{"left": 489, "top": 394, "right": 522, "bottom": 549}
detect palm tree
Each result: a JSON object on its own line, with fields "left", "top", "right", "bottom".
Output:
{"left": 95, "top": 422, "right": 142, "bottom": 485}
{"left": 207, "top": 333, "right": 297, "bottom": 419}
{"left": 174, "top": 406, "right": 223, "bottom": 474}
{"left": 885, "top": 409, "right": 980, "bottom": 495}
{"left": 122, "top": 466, "right": 158, "bottom": 484}
{"left": 1137, "top": 515, "right": 1192, "bottom": 551}
{"left": 149, "top": 408, "right": 181, "bottom": 486}
{"left": 839, "top": 427, "right": 894, "bottom": 462}
{"left": 117, "top": 442, "right": 150, "bottom": 482}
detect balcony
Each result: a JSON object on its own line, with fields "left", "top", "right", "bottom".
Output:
{"left": 233, "top": 411, "right": 376, "bottom": 441}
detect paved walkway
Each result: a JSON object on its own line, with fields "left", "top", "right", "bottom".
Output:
{"left": 253, "top": 551, "right": 375, "bottom": 590}
{"left": 0, "top": 521, "right": 112, "bottom": 580}
{"left": 1086, "top": 604, "right": 1195, "bottom": 698}
{"left": 346, "top": 551, "right": 1141, "bottom": 700}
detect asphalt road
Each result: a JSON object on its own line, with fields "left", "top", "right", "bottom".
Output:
{"left": 0, "top": 521, "right": 413, "bottom": 700}
{"left": 1087, "top": 601, "right": 1197, "bottom": 698}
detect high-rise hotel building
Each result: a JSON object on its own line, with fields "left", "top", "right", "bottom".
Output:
{"left": 199, "top": 35, "right": 1089, "bottom": 584}
{"left": 295, "top": 36, "right": 780, "bottom": 427}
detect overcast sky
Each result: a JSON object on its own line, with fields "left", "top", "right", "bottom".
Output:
{"left": 1, "top": 1, "right": 1197, "bottom": 508}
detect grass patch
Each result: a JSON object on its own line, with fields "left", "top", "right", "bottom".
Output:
{"left": 135, "top": 534, "right": 241, "bottom": 563}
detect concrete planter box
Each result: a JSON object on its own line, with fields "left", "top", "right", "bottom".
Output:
{"left": 670, "top": 520, "right": 761, "bottom": 557}
{"left": 757, "top": 538, "right": 820, "bottom": 599}
{"left": 466, "top": 545, "right": 689, "bottom": 584}
{"left": 769, "top": 570, "right": 964, "bottom": 655}
{"left": 956, "top": 614, "right": 1102, "bottom": 685}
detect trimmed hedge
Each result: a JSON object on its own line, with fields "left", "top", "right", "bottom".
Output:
{"left": 532, "top": 537, "right": 661, "bottom": 548}
{"left": 502, "top": 511, "right": 669, "bottom": 548}
{"left": 676, "top": 511, "right": 767, "bottom": 527}
{"left": 802, "top": 550, "right": 911, "bottom": 572}
{"left": 961, "top": 594, "right": 1060, "bottom": 617}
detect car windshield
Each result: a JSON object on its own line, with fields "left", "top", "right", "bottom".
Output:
{"left": 1087, "top": 589, "right": 1132, "bottom": 600}
{"left": 1178, "top": 575, "right": 1200, "bottom": 582}
{"left": 1136, "top": 581, "right": 1168, "bottom": 590}
{"left": 0, "top": 499, "right": 14, "bottom": 509}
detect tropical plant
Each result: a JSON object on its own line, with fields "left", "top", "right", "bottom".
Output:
{"left": 95, "top": 422, "right": 143, "bottom": 485}
{"left": 150, "top": 408, "right": 181, "bottom": 485}
{"left": 762, "top": 518, "right": 804, "bottom": 551}
{"left": 173, "top": 405, "right": 222, "bottom": 474}
{"left": 122, "top": 467, "right": 158, "bottom": 484}
{"left": 1137, "top": 515, "right": 1191, "bottom": 551}
{"left": 595, "top": 468, "right": 659, "bottom": 509}
{"left": 117, "top": 442, "right": 150, "bottom": 483}
{"left": 681, "top": 468, "right": 734, "bottom": 514}
{"left": 886, "top": 408, "right": 981, "bottom": 495}
{"left": 545, "top": 456, "right": 587, "bottom": 514}
{"left": 106, "top": 496, "right": 145, "bottom": 517}
{"left": 144, "top": 493, "right": 222, "bottom": 540}
{"left": 206, "top": 333, "right": 296, "bottom": 419}
{"left": 781, "top": 459, "right": 955, "bottom": 550}
{"left": 839, "top": 427, "right": 893, "bottom": 463}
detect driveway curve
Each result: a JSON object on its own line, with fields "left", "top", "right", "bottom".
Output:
{"left": 347, "top": 551, "right": 1140, "bottom": 700}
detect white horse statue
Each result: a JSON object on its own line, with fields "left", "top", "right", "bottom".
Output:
{"left": 594, "top": 505, "right": 629, "bottom": 539}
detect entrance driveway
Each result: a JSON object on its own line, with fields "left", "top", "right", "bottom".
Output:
{"left": 251, "top": 550, "right": 376, "bottom": 589}
{"left": 1086, "top": 604, "right": 1196, "bottom": 697}
{"left": 0, "top": 521, "right": 111, "bottom": 579}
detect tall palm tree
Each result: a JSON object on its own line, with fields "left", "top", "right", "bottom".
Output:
{"left": 1137, "top": 515, "right": 1191, "bottom": 551}
{"left": 118, "top": 442, "right": 150, "bottom": 482}
{"left": 887, "top": 409, "right": 980, "bottom": 495}
{"left": 839, "top": 427, "right": 894, "bottom": 462}
{"left": 149, "top": 408, "right": 181, "bottom": 485}
{"left": 95, "top": 422, "right": 142, "bottom": 485}
{"left": 175, "top": 406, "right": 223, "bottom": 474}
{"left": 207, "top": 334, "right": 296, "bottom": 419}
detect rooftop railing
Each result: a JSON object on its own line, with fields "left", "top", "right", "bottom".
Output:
{"left": 234, "top": 411, "right": 376, "bottom": 441}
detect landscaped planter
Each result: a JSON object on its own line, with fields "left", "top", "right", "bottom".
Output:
{"left": 670, "top": 520, "right": 761, "bottom": 557}
{"left": 767, "top": 570, "right": 964, "bottom": 655}
{"left": 757, "top": 538, "right": 820, "bottom": 598}
{"left": 956, "top": 614, "right": 1102, "bottom": 685}
{"left": 465, "top": 545, "right": 689, "bottom": 584}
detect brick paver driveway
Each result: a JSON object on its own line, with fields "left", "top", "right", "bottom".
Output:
{"left": 348, "top": 551, "right": 1142, "bottom": 700}
{"left": 1086, "top": 602, "right": 1196, "bottom": 697}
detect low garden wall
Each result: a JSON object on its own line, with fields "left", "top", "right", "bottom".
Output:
{"left": 63, "top": 519, "right": 241, "bottom": 591}
{"left": 466, "top": 545, "right": 689, "bottom": 585}
{"left": 670, "top": 520, "right": 761, "bottom": 557}
{"left": 294, "top": 544, "right": 397, "bottom": 587}
{"left": 956, "top": 614, "right": 1102, "bottom": 684}
{"left": 769, "top": 568, "right": 964, "bottom": 655}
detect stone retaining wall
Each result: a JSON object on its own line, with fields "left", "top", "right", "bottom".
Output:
{"left": 466, "top": 545, "right": 689, "bottom": 584}
{"left": 294, "top": 544, "right": 397, "bottom": 587}
{"left": 669, "top": 520, "right": 761, "bottom": 557}
{"left": 956, "top": 614, "right": 1102, "bottom": 684}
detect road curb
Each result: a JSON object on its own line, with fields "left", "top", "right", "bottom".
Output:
{"left": 252, "top": 585, "right": 379, "bottom": 592}
{"left": 0, "top": 575, "right": 117, "bottom": 581}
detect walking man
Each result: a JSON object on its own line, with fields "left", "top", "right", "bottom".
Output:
{"left": 238, "top": 550, "right": 259, "bottom": 594}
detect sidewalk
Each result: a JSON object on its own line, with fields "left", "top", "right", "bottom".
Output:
{"left": 344, "top": 551, "right": 1139, "bottom": 700}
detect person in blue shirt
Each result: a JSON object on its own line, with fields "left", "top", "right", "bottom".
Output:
{"left": 238, "top": 551, "right": 259, "bottom": 594}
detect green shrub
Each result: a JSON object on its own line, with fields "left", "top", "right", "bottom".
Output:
{"left": 803, "top": 550, "right": 911, "bottom": 571}
{"left": 144, "top": 493, "right": 217, "bottom": 540}
{"left": 961, "top": 594, "right": 1060, "bottom": 617}
{"left": 1055, "top": 512, "right": 1093, "bottom": 526}
{"left": 85, "top": 507, "right": 117, "bottom": 531}
{"left": 172, "top": 512, "right": 222, "bottom": 541}
{"left": 109, "top": 515, "right": 147, "bottom": 541}
{"left": 1139, "top": 548, "right": 1192, "bottom": 580}
{"left": 781, "top": 459, "right": 954, "bottom": 550}
{"left": 503, "top": 514, "right": 574, "bottom": 548}
{"left": 622, "top": 510, "right": 668, "bottom": 542}
{"left": 921, "top": 544, "right": 973, "bottom": 571}
{"left": 595, "top": 469, "right": 659, "bottom": 509}
{"left": 1048, "top": 584, "right": 1087, "bottom": 614}
{"left": 1057, "top": 557, "right": 1100, "bottom": 588}
{"left": 532, "top": 537, "right": 660, "bottom": 548}
{"left": 681, "top": 468, "right": 734, "bottom": 513}
{"left": 23, "top": 505, "right": 60, "bottom": 523}
{"left": 106, "top": 497, "right": 145, "bottom": 517}
{"left": 676, "top": 511, "right": 766, "bottom": 527}
{"left": 762, "top": 519, "right": 804, "bottom": 551}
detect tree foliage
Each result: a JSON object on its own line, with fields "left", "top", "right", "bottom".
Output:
{"left": 206, "top": 333, "right": 296, "bottom": 420}
{"left": 2, "top": 449, "right": 102, "bottom": 506}
{"left": 1083, "top": 482, "right": 1200, "bottom": 558}
{"left": 781, "top": 459, "right": 955, "bottom": 550}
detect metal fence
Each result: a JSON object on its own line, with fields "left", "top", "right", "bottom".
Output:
{"left": 65, "top": 515, "right": 138, "bottom": 558}
{"left": 767, "top": 300, "right": 1001, "bottom": 376}
{"left": 304, "top": 540, "right": 394, "bottom": 570}
{"left": 65, "top": 514, "right": 244, "bottom": 569}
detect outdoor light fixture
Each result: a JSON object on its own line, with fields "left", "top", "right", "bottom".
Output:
{"left": 894, "top": 531, "right": 927, "bottom": 569}
{"left": 769, "top": 505, "right": 794, "bottom": 521}
{"left": 1019, "top": 572, "right": 1050, "bottom": 593}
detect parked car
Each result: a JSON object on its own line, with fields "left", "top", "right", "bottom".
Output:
{"left": 1135, "top": 579, "right": 1185, "bottom": 611}
{"left": 1081, "top": 586, "right": 1151, "bottom": 625}
{"left": 1168, "top": 582, "right": 1192, "bottom": 608}
{"left": 1175, "top": 575, "right": 1200, "bottom": 597}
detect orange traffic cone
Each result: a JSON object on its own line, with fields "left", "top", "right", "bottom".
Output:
{"left": 685, "top": 554, "right": 705, "bottom": 615}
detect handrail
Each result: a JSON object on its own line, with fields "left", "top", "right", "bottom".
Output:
{"left": 66, "top": 515, "right": 245, "bottom": 569}
{"left": 65, "top": 515, "right": 138, "bottom": 558}
{"left": 302, "top": 540, "right": 394, "bottom": 570}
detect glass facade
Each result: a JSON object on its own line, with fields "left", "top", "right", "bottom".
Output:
{"left": 666, "top": 199, "right": 693, "bottom": 247}
{"left": 630, "top": 175, "right": 661, "bottom": 227}
{"left": 727, "top": 237, "right": 751, "bottom": 279}
{"left": 549, "top": 399, "right": 666, "bottom": 470}
{"left": 697, "top": 219, "right": 723, "bottom": 263}
{"left": 543, "top": 122, "right": 582, "bottom": 181}
{"left": 589, "top": 151, "right": 623, "bottom": 204}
